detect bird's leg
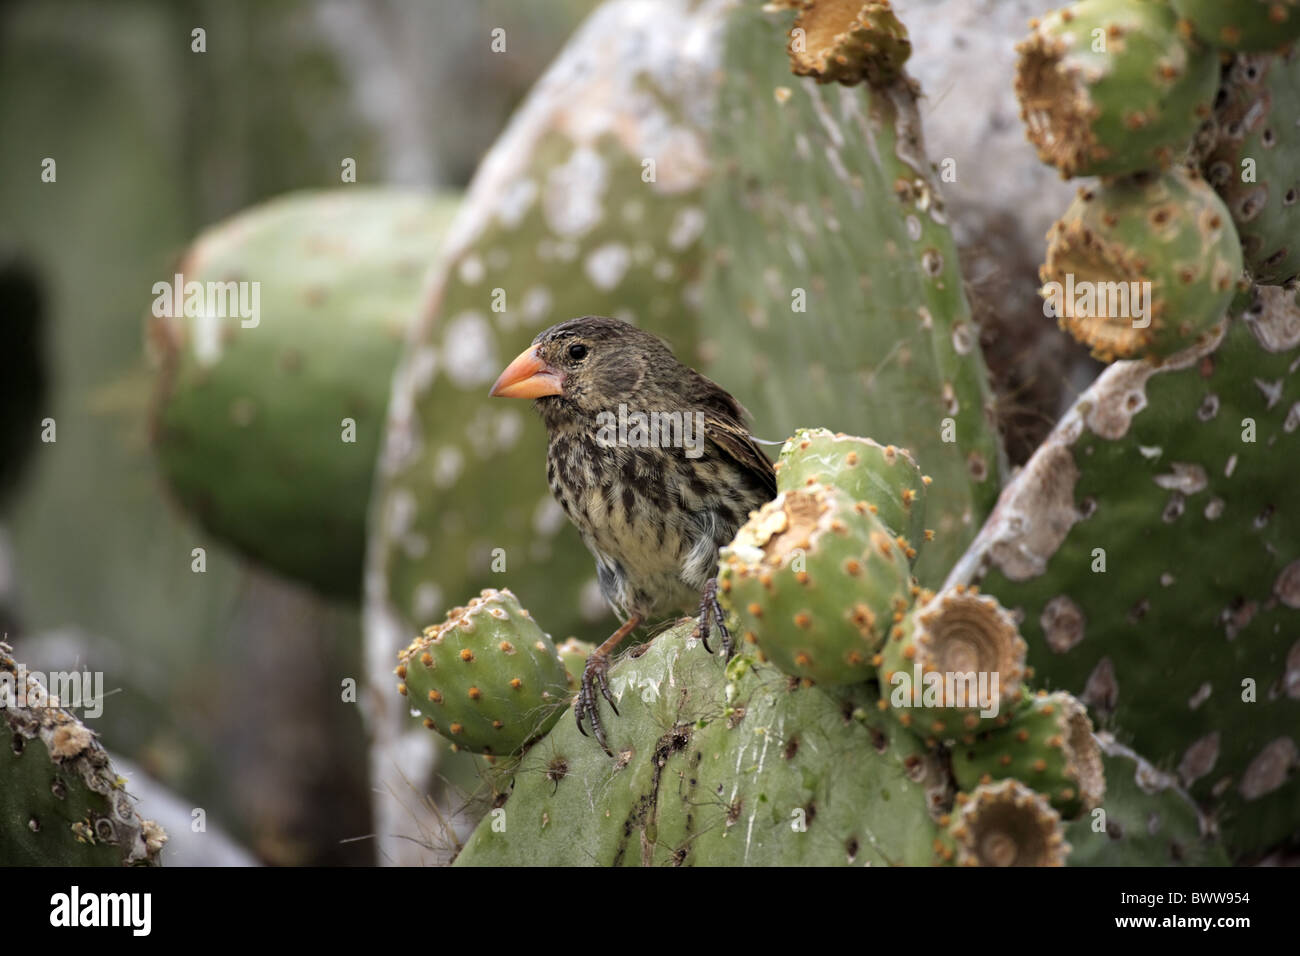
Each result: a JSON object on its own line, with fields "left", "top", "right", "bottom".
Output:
{"left": 694, "top": 577, "right": 734, "bottom": 660}
{"left": 576, "top": 613, "right": 641, "bottom": 756}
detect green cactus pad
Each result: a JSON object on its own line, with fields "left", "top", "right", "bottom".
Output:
{"left": 1040, "top": 167, "right": 1242, "bottom": 362}
{"left": 718, "top": 484, "right": 914, "bottom": 685}
{"left": 963, "top": 310, "right": 1300, "bottom": 858}
{"left": 1015, "top": 0, "right": 1219, "bottom": 179}
{"left": 775, "top": 428, "right": 930, "bottom": 563}
{"left": 149, "top": 189, "right": 457, "bottom": 600}
{"left": 1201, "top": 49, "right": 1300, "bottom": 285}
{"left": 1171, "top": 0, "right": 1300, "bottom": 52}
{"left": 1, "top": 644, "right": 166, "bottom": 865}
{"left": 697, "top": 3, "right": 1004, "bottom": 588}
{"left": 877, "top": 587, "right": 1028, "bottom": 743}
{"left": 787, "top": 0, "right": 912, "bottom": 87}
{"left": 397, "top": 589, "right": 571, "bottom": 756}
{"left": 1066, "top": 734, "right": 1228, "bottom": 865}
{"left": 941, "top": 779, "right": 1070, "bottom": 866}
{"left": 950, "top": 691, "right": 1105, "bottom": 818}
{"left": 454, "top": 620, "right": 947, "bottom": 866}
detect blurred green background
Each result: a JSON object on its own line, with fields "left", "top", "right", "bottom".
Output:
{"left": 0, "top": 0, "right": 598, "bottom": 865}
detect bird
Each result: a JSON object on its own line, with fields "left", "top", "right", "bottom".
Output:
{"left": 489, "top": 316, "right": 776, "bottom": 754}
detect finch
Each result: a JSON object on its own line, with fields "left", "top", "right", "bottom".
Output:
{"left": 489, "top": 316, "right": 776, "bottom": 754}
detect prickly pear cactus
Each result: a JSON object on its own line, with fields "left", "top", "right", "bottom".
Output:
{"left": 1, "top": 644, "right": 166, "bottom": 865}
{"left": 775, "top": 428, "right": 929, "bottom": 560}
{"left": 1040, "top": 167, "right": 1242, "bottom": 362}
{"left": 1171, "top": 0, "right": 1300, "bottom": 52}
{"left": 149, "top": 188, "right": 457, "bottom": 600}
{"left": 954, "top": 308, "right": 1300, "bottom": 857}
{"left": 1015, "top": 0, "right": 1219, "bottom": 179}
{"left": 453, "top": 620, "right": 950, "bottom": 866}
{"left": 1200, "top": 48, "right": 1300, "bottom": 286}
{"left": 397, "top": 589, "right": 571, "bottom": 756}
{"left": 940, "top": 779, "right": 1070, "bottom": 867}
{"left": 718, "top": 484, "right": 914, "bottom": 685}
{"left": 697, "top": 2, "right": 1004, "bottom": 587}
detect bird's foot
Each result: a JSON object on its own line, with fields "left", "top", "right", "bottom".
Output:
{"left": 575, "top": 614, "right": 641, "bottom": 756}
{"left": 693, "top": 577, "right": 734, "bottom": 660}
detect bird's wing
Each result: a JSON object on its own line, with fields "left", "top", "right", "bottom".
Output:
{"left": 703, "top": 411, "right": 778, "bottom": 499}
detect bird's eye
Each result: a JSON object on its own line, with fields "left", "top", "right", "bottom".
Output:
{"left": 567, "top": 343, "right": 589, "bottom": 361}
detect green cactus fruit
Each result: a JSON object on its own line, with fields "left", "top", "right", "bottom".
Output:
{"left": 1201, "top": 49, "right": 1300, "bottom": 285}
{"left": 397, "top": 589, "right": 571, "bottom": 756}
{"left": 940, "top": 779, "right": 1070, "bottom": 866}
{"left": 149, "top": 189, "right": 457, "bottom": 600}
{"left": 1, "top": 644, "right": 166, "bottom": 865}
{"left": 877, "top": 587, "right": 1028, "bottom": 743}
{"left": 775, "top": 428, "right": 930, "bottom": 563}
{"left": 1039, "top": 167, "right": 1242, "bottom": 362}
{"left": 950, "top": 691, "right": 1105, "bottom": 819}
{"left": 454, "top": 620, "right": 947, "bottom": 866}
{"left": 787, "top": 0, "right": 913, "bottom": 87}
{"left": 1171, "top": 0, "right": 1300, "bottom": 52}
{"left": 1066, "top": 734, "right": 1228, "bottom": 865}
{"left": 555, "top": 637, "right": 593, "bottom": 690}
{"left": 718, "top": 484, "right": 914, "bottom": 685}
{"left": 1015, "top": 0, "right": 1220, "bottom": 179}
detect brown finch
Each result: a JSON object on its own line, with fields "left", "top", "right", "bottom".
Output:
{"left": 490, "top": 316, "right": 776, "bottom": 754}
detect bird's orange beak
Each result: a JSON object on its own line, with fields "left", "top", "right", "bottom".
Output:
{"left": 489, "top": 345, "right": 564, "bottom": 399}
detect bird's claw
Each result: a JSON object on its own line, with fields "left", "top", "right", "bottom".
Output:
{"left": 696, "top": 578, "right": 735, "bottom": 661}
{"left": 576, "top": 651, "right": 618, "bottom": 756}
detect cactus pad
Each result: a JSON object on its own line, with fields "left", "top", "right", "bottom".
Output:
{"left": 1171, "top": 0, "right": 1300, "bottom": 52}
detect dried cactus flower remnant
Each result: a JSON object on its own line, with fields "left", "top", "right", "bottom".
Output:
{"left": 787, "top": 0, "right": 912, "bottom": 86}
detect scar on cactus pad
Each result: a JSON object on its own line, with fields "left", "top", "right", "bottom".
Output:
{"left": 1015, "top": 0, "right": 1219, "bottom": 179}
{"left": 397, "top": 588, "right": 571, "bottom": 756}
{"left": 718, "top": 483, "right": 914, "bottom": 685}
{"left": 1040, "top": 167, "right": 1242, "bottom": 362}
{"left": 786, "top": 0, "right": 912, "bottom": 87}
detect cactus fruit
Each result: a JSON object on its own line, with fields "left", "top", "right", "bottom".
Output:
{"left": 397, "top": 589, "right": 571, "bottom": 756}
{"left": 942, "top": 779, "right": 1070, "bottom": 867}
{"left": 787, "top": 0, "right": 913, "bottom": 87}
{"left": 149, "top": 189, "right": 457, "bottom": 600}
{"left": 775, "top": 428, "right": 929, "bottom": 564}
{"left": 454, "top": 619, "right": 950, "bottom": 866}
{"left": 1200, "top": 49, "right": 1300, "bottom": 285}
{"left": 555, "top": 637, "right": 593, "bottom": 691}
{"left": 1015, "top": 0, "right": 1219, "bottom": 179}
{"left": 1, "top": 644, "right": 166, "bottom": 865}
{"left": 950, "top": 691, "right": 1105, "bottom": 818}
{"left": 1171, "top": 0, "right": 1300, "bottom": 52}
{"left": 877, "top": 587, "right": 1029, "bottom": 742}
{"left": 717, "top": 484, "right": 913, "bottom": 685}
{"left": 1040, "top": 167, "right": 1242, "bottom": 362}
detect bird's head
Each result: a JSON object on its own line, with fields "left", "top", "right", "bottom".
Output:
{"left": 489, "top": 316, "right": 672, "bottom": 423}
